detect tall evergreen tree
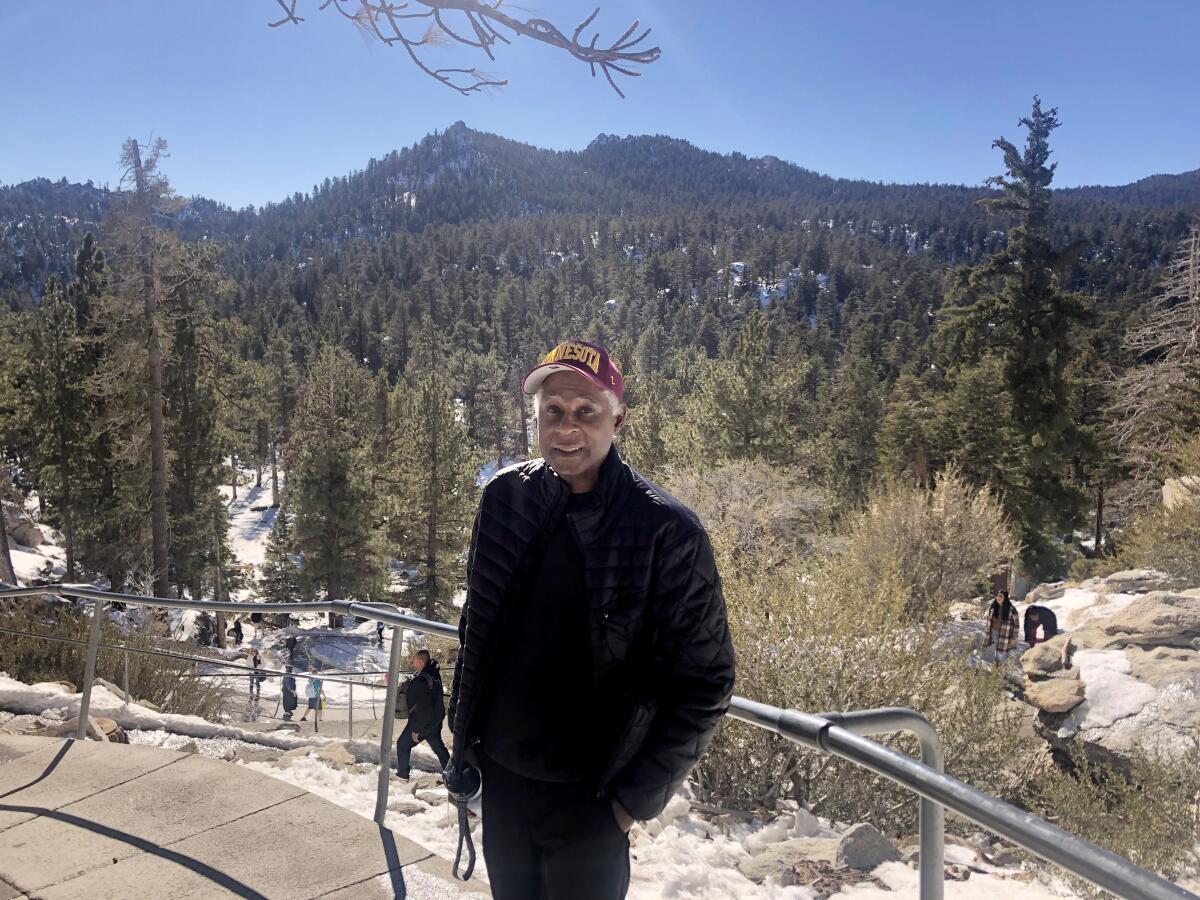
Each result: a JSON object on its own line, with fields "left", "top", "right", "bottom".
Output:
{"left": 940, "top": 99, "right": 1086, "bottom": 569}
{"left": 258, "top": 508, "right": 302, "bottom": 603}
{"left": 290, "top": 345, "right": 382, "bottom": 622}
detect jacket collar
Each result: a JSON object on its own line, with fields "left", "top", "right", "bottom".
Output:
{"left": 542, "top": 444, "right": 632, "bottom": 544}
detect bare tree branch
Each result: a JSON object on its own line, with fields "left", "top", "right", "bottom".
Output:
{"left": 272, "top": 1, "right": 660, "bottom": 97}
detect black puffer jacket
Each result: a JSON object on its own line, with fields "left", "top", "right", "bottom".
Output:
{"left": 407, "top": 663, "right": 445, "bottom": 736}
{"left": 448, "top": 446, "right": 736, "bottom": 821}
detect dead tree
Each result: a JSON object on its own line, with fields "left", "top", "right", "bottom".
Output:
{"left": 1111, "top": 227, "right": 1200, "bottom": 501}
{"left": 270, "top": 1, "right": 660, "bottom": 96}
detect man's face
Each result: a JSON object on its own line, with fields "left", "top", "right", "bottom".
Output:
{"left": 412, "top": 654, "right": 426, "bottom": 672}
{"left": 537, "top": 371, "right": 625, "bottom": 492}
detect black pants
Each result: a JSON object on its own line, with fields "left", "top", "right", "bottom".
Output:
{"left": 395, "top": 721, "right": 450, "bottom": 777}
{"left": 480, "top": 754, "right": 630, "bottom": 900}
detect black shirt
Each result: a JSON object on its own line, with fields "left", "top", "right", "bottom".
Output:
{"left": 479, "top": 490, "right": 603, "bottom": 782}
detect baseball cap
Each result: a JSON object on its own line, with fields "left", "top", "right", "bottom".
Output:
{"left": 522, "top": 339, "right": 624, "bottom": 403}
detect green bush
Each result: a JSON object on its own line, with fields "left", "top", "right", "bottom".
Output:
{"left": 0, "top": 601, "right": 227, "bottom": 719}
{"left": 1114, "top": 500, "right": 1200, "bottom": 582}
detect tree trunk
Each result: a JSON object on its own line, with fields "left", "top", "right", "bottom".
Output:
{"left": 213, "top": 514, "right": 226, "bottom": 649}
{"left": 270, "top": 441, "right": 280, "bottom": 507}
{"left": 1094, "top": 482, "right": 1105, "bottom": 557}
{"left": 56, "top": 422, "right": 77, "bottom": 581}
{"left": 230, "top": 453, "right": 238, "bottom": 501}
{"left": 516, "top": 372, "right": 529, "bottom": 458}
{"left": 427, "top": 424, "right": 439, "bottom": 620}
{"left": 0, "top": 485, "right": 16, "bottom": 586}
{"left": 130, "top": 142, "right": 171, "bottom": 600}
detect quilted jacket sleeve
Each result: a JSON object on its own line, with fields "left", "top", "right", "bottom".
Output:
{"left": 447, "top": 504, "right": 482, "bottom": 742}
{"left": 611, "top": 524, "right": 736, "bottom": 821}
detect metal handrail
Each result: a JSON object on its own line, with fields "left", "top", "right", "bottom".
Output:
{"left": 0, "top": 583, "right": 1194, "bottom": 900}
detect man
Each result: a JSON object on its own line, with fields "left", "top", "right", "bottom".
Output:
{"left": 444, "top": 339, "right": 736, "bottom": 899}
{"left": 396, "top": 649, "right": 450, "bottom": 779}
{"left": 1023, "top": 604, "right": 1059, "bottom": 648}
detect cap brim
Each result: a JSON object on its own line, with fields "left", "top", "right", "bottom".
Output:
{"left": 522, "top": 362, "right": 618, "bottom": 399}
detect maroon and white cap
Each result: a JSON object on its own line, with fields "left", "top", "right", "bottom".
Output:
{"left": 522, "top": 340, "right": 624, "bottom": 402}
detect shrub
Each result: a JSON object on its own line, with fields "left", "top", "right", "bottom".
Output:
{"left": 1023, "top": 741, "right": 1200, "bottom": 894}
{"left": 693, "top": 545, "right": 1032, "bottom": 834}
{"left": 0, "top": 601, "right": 227, "bottom": 719}
{"left": 665, "top": 460, "right": 831, "bottom": 565}
{"left": 839, "top": 469, "right": 1017, "bottom": 621}
{"left": 1114, "top": 499, "right": 1200, "bottom": 583}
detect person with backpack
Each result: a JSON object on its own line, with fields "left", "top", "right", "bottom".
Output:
{"left": 281, "top": 665, "right": 298, "bottom": 720}
{"left": 395, "top": 649, "right": 450, "bottom": 779}
{"left": 300, "top": 668, "right": 323, "bottom": 724}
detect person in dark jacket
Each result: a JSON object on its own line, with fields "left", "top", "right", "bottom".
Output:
{"left": 281, "top": 665, "right": 298, "bottom": 720}
{"left": 396, "top": 649, "right": 450, "bottom": 779}
{"left": 285, "top": 633, "right": 297, "bottom": 662}
{"left": 231, "top": 618, "right": 243, "bottom": 646}
{"left": 444, "top": 340, "right": 736, "bottom": 899}
{"left": 1024, "top": 604, "right": 1059, "bottom": 647}
{"left": 249, "top": 648, "right": 264, "bottom": 700}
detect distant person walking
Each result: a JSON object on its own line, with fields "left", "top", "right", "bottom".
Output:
{"left": 376, "top": 620, "right": 385, "bottom": 647}
{"left": 249, "top": 649, "right": 264, "bottom": 700}
{"left": 395, "top": 650, "right": 450, "bottom": 779}
{"left": 232, "top": 618, "right": 243, "bottom": 647}
{"left": 1024, "top": 605, "right": 1059, "bottom": 648}
{"left": 285, "top": 633, "right": 297, "bottom": 663}
{"left": 984, "top": 590, "right": 1020, "bottom": 665}
{"left": 300, "top": 669, "right": 323, "bottom": 724}
{"left": 281, "top": 665, "right": 298, "bottom": 720}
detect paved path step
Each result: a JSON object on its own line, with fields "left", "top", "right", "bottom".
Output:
{"left": 0, "top": 735, "right": 486, "bottom": 899}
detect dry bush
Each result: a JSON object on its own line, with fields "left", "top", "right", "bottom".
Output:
{"left": 665, "top": 460, "right": 831, "bottom": 565}
{"left": 839, "top": 470, "right": 1017, "bottom": 621}
{"left": 0, "top": 601, "right": 227, "bottom": 719}
{"left": 1023, "top": 741, "right": 1200, "bottom": 894}
{"left": 693, "top": 544, "right": 1031, "bottom": 834}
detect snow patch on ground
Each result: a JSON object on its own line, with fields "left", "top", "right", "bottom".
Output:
{"left": 1058, "top": 649, "right": 1158, "bottom": 736}
{"left": 1039, "top": 588, "right": 1141, "bottom": 631}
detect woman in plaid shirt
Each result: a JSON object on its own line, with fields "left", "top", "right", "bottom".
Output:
{"left": 984, "top": 589, "right": 1020, "bottom": 663}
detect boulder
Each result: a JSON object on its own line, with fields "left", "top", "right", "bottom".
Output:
{"left": 1162, "top": 476, "right": 1200, "bottom": 510}
{"left": 94, "top": 677, "right": 130, "bottom": 701}
{"left": 1099, "top": 592, "right": 1200, "bottom": 649}
{"left": 387, "top": 798, "right": 427, "bottom": 816}
{"left": 414, "top": 788, "right": 447, "bottom": 806}
{"left": 1100, "top": 569, "right": 1191, "bottom": 595}
{"left": 835, "top": 823, "right": 901, "bottom": 870}
{"left": 1024, "top": 678, "right": 1085, "bottom": 714}
{"left": 8, "top": 518, "right": 44, "bottom": 547}
{"left": 1021, "top": 634, "right": 1075, "bottom": 677}
{"left": 37, "top": 716, "right": 123, "bottom": 742}
{"left": 0, "top": 714, "right": 45, "bottom": 735}
{"left": 737, "top": 838, "right": 839, "bottom": 883}
{"left": 1023, "top": 581, "right": 1070, "bottom": 605}
{"left": 408, "top": 773, "right": 443, "bottom": 793}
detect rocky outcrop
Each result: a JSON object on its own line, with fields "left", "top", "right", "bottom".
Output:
{"left": 1163, "top": 475, "right": 1200, "bottom": 510}
{"left": 1099, "top": 592, "right": 1200, "bottom": 649}
{"left": 1021, "top": 580, "right": 1200, "bottom": 770}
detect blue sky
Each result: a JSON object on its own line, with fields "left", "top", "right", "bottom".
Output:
{"left": 3, "top": 1, "right": 1197, "bottom": 208}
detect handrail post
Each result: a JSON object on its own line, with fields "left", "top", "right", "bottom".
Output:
{"left": 348, "top": 679, "right": 354, "bottom": 742}
{"left": 76, "top": 596, "right": 104, "bottom": 739}
{"left": 123, "top": 647, "right": 130, "bottom": 707}
{"left": 818, "top": 709, "right": 944, "bottom": 900}
{"left": 374, "top": 624, "right": 404, "bottom": 824}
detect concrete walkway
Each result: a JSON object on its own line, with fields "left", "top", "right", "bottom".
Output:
{"left": 0, "top": 735, "right": 483, "bottom": 899}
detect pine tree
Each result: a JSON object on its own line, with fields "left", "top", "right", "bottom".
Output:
{"left": 290, "top": 345, "right": 382, "bottom": 623}
{"left": 258, "top": 508, "right": 302, "bottom": 602}
{"left": 386, "top": 371, "right": 480, "bottom": 618}
{"left": 668, "top": 313, "right": 809, "bottom": 467}
{"left": 939, "top": 99, "right": 1087, "bottom": 569}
